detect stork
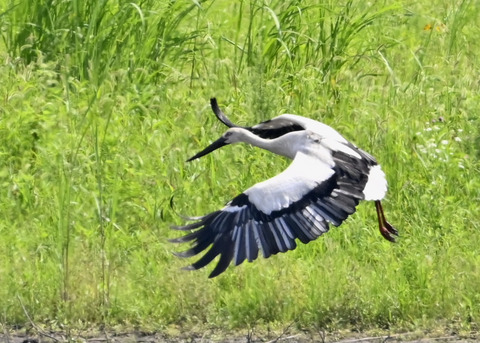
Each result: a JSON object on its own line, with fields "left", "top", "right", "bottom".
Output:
{"left": 172, "top": 98, "right": 398, "bottom": 278}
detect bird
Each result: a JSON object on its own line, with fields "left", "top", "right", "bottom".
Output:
{"left": 171, "top": 98, "right": 398, "bottom": 278}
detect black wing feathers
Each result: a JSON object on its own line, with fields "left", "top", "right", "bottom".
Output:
{"left": 210, "top": 98, "right": 239, "bottom": 129}
{"left": 209, "top": 98, "right": 304, "bottom": 139}
{"left": 249, "top": 119, "right": 304, "bottom": 139}
{"left": 172, "top": 170, "right": 366, "bottom": 278}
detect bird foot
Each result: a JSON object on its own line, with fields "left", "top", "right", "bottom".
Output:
{"left": 375, "top": 200, "right": 398, "bottom": 243}
{"left": 380, "top": 221, "right": 398, "bottom": 243}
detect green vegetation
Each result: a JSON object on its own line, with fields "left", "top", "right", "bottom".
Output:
{"left": 0, "top": 0, "right": 479, "bottom": 336}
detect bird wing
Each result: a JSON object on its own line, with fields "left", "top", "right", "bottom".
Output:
{"left": 209, "top": 98, "right": 305, "bottom": 138}
{"left": 172, "top": 152, "right": 367, "bottom": 278}
{"left": 210, "top": 98, "right": 239, "bottom": 128}
{"left": 249, "top": 118, "right": 304, "bottom": 139}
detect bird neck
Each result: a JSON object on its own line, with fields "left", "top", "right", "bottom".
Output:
{"left": 236, "top": 129, "right": 299, "bottom": 159}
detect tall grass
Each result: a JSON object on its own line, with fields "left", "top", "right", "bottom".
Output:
{"left": 1, "top": 0, "right": 205, "bottom": 84}
{"left": 0, "top": 0, "right": 479, "bottom": 336}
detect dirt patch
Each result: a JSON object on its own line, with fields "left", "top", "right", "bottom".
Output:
{"left": 1, "top": 330, "right": 478, "bottom": 343}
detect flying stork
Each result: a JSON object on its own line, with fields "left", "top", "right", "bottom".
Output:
{"left": 172, "top": 98, "right": 398, "bottom": 278}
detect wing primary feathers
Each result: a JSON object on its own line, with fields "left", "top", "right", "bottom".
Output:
{"left": 260, "top": 221, "right": 281, "bottom": 255}
{"left": 268, "top": 221, "right": 287, "bottom": 253}
{"left": 275, "top": 217, "right": 294, "bottom": 240}
{"left": 302, "top": 206, "right": 328, "bottom": 236}
{"left": 209, "top": 211, "right": 234, "bottom": 234}
{"left": 314, "top": 201, "right": 343, "bottom": 226}
{"left": 173, "top": 230, "right": 215, "bottom": 258}
{"left": 171, "top": 211, "right": 221, "bottom": 231}
{"left": 171, "top": 220, "right": 206, "bottom": 231}
{"left": 246, "top": 221, "right": 259, "bottom": 262}
{"left": 326, "top": 194, "right": 358, "bottom": 214}
{"left": 334, "top": 186, "right": 364, "bottom": 200}
{"left": 323, "top": 200, "right": 349, "bottom": 220}
{"left": 208, "top": 237, "right": 235, "bottom": 278}
{"left": 308, "top": 205, "right": 331, "bottom": 234}
{"left": 292, "top": 211, "right": 318, "bottom": 237}
{"left": 274, "top": 217, "right": 296, "bottom": 250}
{"left": 300, "top": 211, "right": 325, "bottom": 237}
{"left": 169, "top": 227, "right": 205, "bottom": 243}
{"left": 233, "top": 226, "right": 247, "bottom": 266}
{"left": 303, "top": 205, "right": 323, "bottom": 225}
{"left": 283, "top": 214, "right": 314, "bottom": 243}
{"left": 188, "top": 242, "right": 223, "bottom": 271}
{"left": 252, "top": 222, "right": 272, "bottom": 258}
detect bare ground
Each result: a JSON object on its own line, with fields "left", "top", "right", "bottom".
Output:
{"left": 1, "top": 329, "right": 479, "bottom": 343}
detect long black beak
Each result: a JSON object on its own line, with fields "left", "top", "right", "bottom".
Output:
{"left": 187, "top": 136, "right": 229, "bottom": 162}
{"left": 186, "top": 98, "right": 240, "bottom": 162}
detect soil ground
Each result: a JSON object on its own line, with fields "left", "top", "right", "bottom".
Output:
{"left": 1, "top": 330, "right": 479, "bottom": 343}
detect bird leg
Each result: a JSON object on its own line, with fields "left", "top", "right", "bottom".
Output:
{"left": 375, "top": 200, "right": 398, "bottom": 242}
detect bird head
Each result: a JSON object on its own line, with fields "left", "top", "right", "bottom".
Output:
{"left": 187, "top": 128, "right": 247, "bottom": 162}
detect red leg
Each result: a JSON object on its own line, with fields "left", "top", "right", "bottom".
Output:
{"left": 375, "top": 200, "right": 398, "bottom": 242}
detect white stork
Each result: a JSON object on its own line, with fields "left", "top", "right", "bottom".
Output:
{"left": 172, "top": 98, "right": 398, "bottom": 278}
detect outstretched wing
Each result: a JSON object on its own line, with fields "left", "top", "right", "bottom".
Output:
{"left": 172, "top": 151, "right": 369, "bottom": 278}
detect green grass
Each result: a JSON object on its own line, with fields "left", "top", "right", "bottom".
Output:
{"left": 0, "top": 0, "right": 479, "bottom": 336}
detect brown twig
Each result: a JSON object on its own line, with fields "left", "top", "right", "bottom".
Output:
{"left": 266, "top": 317, "right": 299, "bottom": 343}
{"left": 16, "top": 294, "right": 63, "bottom": 342}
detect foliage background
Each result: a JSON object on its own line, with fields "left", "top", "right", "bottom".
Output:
{"left": 0, "top": 0, "right": 479, "bottom": 335}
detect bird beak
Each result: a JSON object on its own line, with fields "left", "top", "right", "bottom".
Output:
{"left": 187, "top": 136, "right": 229, "bottom": 162}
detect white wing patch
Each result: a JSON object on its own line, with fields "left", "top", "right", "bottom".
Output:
{"left": 245, "top": 152, "right": 335, "bottom": 214}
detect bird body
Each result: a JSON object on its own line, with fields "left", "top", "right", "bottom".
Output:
{"left": 172, "top": 98, "right": 397, "bottom": 278}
